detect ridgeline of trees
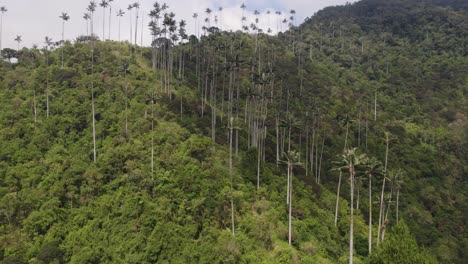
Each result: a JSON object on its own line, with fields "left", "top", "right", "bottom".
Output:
{"left": 0, "top": 0, "right": 466, "bottom": 263}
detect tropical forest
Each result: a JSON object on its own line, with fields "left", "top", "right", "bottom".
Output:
{"left": 0, "top": 0, "right": 466, "bottom": 263}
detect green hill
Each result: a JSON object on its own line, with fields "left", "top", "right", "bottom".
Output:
{"left": 0, "top": 0, "right": 466, "bottom": 263}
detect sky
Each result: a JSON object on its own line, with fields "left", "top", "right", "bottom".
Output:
{"left": 0, "top": 0, "right": 357, "bottom": 50}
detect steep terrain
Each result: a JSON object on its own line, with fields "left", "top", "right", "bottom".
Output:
{"left": 0, "top": 0, "right": 466, "bottom": 263}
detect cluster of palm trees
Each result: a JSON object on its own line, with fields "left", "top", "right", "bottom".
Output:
{"left": 1, "top": 2, "right": 408, "bottom": 263}
{"left": 334, "top": 133, "right": 405, "bottom": 263}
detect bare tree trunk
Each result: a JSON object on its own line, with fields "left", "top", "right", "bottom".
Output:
{"left": 377, "top": 134, "right": 390, "bottom": 245}
{"left": 288, "top": 163, "right": 293, "bottom": 246}
{"left": 33, "top": 89, "right": 37, "bottom": 123}
{"left": 102, "top": 7, "right": 106, "bottom": 41}
{"left": 61, "top": 21, "right": 65, "bottom": 68}
{"left": 108, "top": 4, "right": 112, "bottom": 40}
{"left": 91, "top": 48, "right": 97, "bottom": 163}
{"left": 335, "top": 122, "right": 350, "bottom": 226}
{"left": 229, "top": 125, "right": 235, "bottom": 236}
{"left": 349, "top": 165, "right": 355, "bottom": 264}
{"left": 369, "top": 174, "right": 372, "bottom": 254}
{"left": 396, "top": 189, "right": 400, "bottom": 224}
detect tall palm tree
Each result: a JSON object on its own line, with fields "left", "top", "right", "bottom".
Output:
{"left": 116, "top": 9, "right": 125, "bottom": 42}
{"left": 133, "top": 2, "right": 140, "bottom": 45}
{"left": 281, "top": 150, "right": 302, "bottom": 246}
{"left": 228, "top": 117, "right": 241, "bottom": 236}
{"left": 218, "top": 7, "right": 223, "bottom": 31}
{"left": 59, "top": 12, "right": 70, "bottom": 68}
{"left": 192, "top": 13, "right": 198, "bottom": 38}
{"left": 335, "top": 115, "right": 353, "bottom": 226}
{"left": 240, "top": 3, "right": 246, "bottom": 28}
{"left": 205, "top": 8, "right": 212, "bottom": 29}
{"left": 127, "top": 4, "right": 133, "bottom": 43}
{"left": 44, "top": 36, "right": 53, "bottom": 119}
{"left": 83, "top": 13, "right": 91, "bottom": 35}
{"left": 14, "top": 35, "right": 22, "bottom": 51}
{"left": 87, "top": 1, "right": 97, "bottom": 36}
{"left": 0, "top": 6, "right": 7, "bottom": 58}
{"left": 107, "top": 0, "right": 114, "bottom": 39}
{"left": 361, "top": 156, "right": 383, "bottom": 254}
{"left": 335, "top": 148, "right": 367, "bottom": 264}
{"left": 99, "top": 0, "right": 108, "bottom": 41}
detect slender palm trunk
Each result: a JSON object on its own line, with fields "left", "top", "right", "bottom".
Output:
{"left": 151, "top": 94, "right": 154, "bottom": 181}
{"left": 349, "top": 165, "right": 354, "bottom": 264}
{"left": 374, "top": 91, "right": 377, "bottom": 121}
{"left": 134, "top": 8, "right": 139, "bottom": 45}
{"left": 118, "top": 17, "right": 121, "bottom": 42}
{"left": 396, "top": 189, "right": 400, "bottom": 224}
{"left": 368, "top": 174, "right": 372, "bottom": 254}
{"left": 335, "top": 123, "right": 349, "bottom": 226}
{"left": 377, "top": 136, "right": 390, "bottom": 245}
{"left": 102, "top": 7, "right": 106, "bottom": 40}
{"left": 129, "top": 10, "right": 132, "bottom": 43}
{"left": 91, "top": 48, "right": 97, "bottom": 163}
{"left": 61, "top": 21, "right": 65, "bottom": 68}
{"left": 33, "top": 89, "right": 37, "bottom": 123}
{"left": 108, "top": 5, "right": 112, "bottom": 40}
{"left": 288, "top": 163, "right": 293, "bottom": 246}
{"left": 0, "top": 13, "right": 3, "bottom": 59}
{"left": 229, "top": 125, "right": 235, "bottom": 236}
{"left": 46, "top": 54, "right": 49, "bottom": 118}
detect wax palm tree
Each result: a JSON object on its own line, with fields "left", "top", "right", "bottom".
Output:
{"left": 361, "top": 156, "right": 383, "bottom": 254}
{"left": 218, "top": 7, "right": 223, "bottom": 31}
{"left": 44, "top": 36, "right": 53, "bottom": 118}
{"left": 335, "top": 148, "right": 367, "bottom": 264}
{"left": 14, "top": 35, "right": 22, "bottom": 51}
{"left": 83, "top": 13, "right": 91, "bottom": 35}
{"left": 87, "top": 1, "right": 97, "bottom": 35}
{"left": 394, "top": 170, "right": 405, "bottom": 224}
{"left": 59, "top": 12, "right": 70, "bottom": 68}
{"left": 127, "top": 4, "right": 133, "bottom": 43}
{"left": 280, "top": 150, "right": 302, "bottom": 246}
{"left": 241, "top": 3, "right": 246, "bottom": 28}
{"left": 377, "top": 131, "right": 395, "bottom": 245}
{"left": 116, "top": 9, "right": 125, "bottom": 42}
{"left": 335, "top": 114, "right": 354, "bottom": 226}
{"left": 133, "top": 2, "right": 140, "bottom": 45}
{"left": 107, "top": 0, "right": 114, "bottom": 39}
{"left": 205, "top": 8, "right": 212, "bottom": 28}
{"left": 228, "top": 117, "right": 242, "bottom": 236}
{"left": 99, "top": 0, "right": 109, "bottom": 41}
{"left": 192, "top": 13, "right": 198, "bottom": 38}
{"left": 0, "top": 6, "right": 7, "bottom": 57}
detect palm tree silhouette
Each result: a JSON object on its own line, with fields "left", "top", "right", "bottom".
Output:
{"left": 116, "top": 9, "right": 125, "bottom": 42}
{"left": 99, "top": 1, "right": 109, "bottom": 41}
{"left": 335, "top": 148, "right": 367, "bottom": 264}
{"left": 44, "top": 36, "right": 53, "bottom": 118}
{"left": 83, "top": 13, "right": 91, "bottom": 35}
{"left": 133, "top": 2, "right": 140, "bottom": 45}
{"left": 59, "top": 12, "right": 70, "bottom": 68}
{"left": 87, "top": 1, "right": 97, "bottom": 36}
{"left": 14, "top": 35, "right": 22, "bottom": 51}
{"left": 107, "top": 0, "right": 114, "bottom": 39}
{"left": 0, "top": 6, "right": 7, "bottom": 58}
{"left": 360, "top": 156, "right": 383, "bottom": 254}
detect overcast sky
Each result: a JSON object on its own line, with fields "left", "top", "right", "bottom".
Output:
{"left": 0, "top": 0, "right": 356, "bottom": 49}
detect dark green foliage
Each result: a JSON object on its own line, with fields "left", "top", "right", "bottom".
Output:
{"left": 366, "top": 222, "right": 435, "bottom": 264}
{"left": 0, "top": 0, "right": 466, "bottom": 263}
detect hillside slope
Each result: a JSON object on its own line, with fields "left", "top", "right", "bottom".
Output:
{"left": 0, "top": 0, "right": 466, "bottom": 263}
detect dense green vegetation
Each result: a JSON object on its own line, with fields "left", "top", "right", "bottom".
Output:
{"left": 0, "top": 0, "right": 466, "bottom": 263}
